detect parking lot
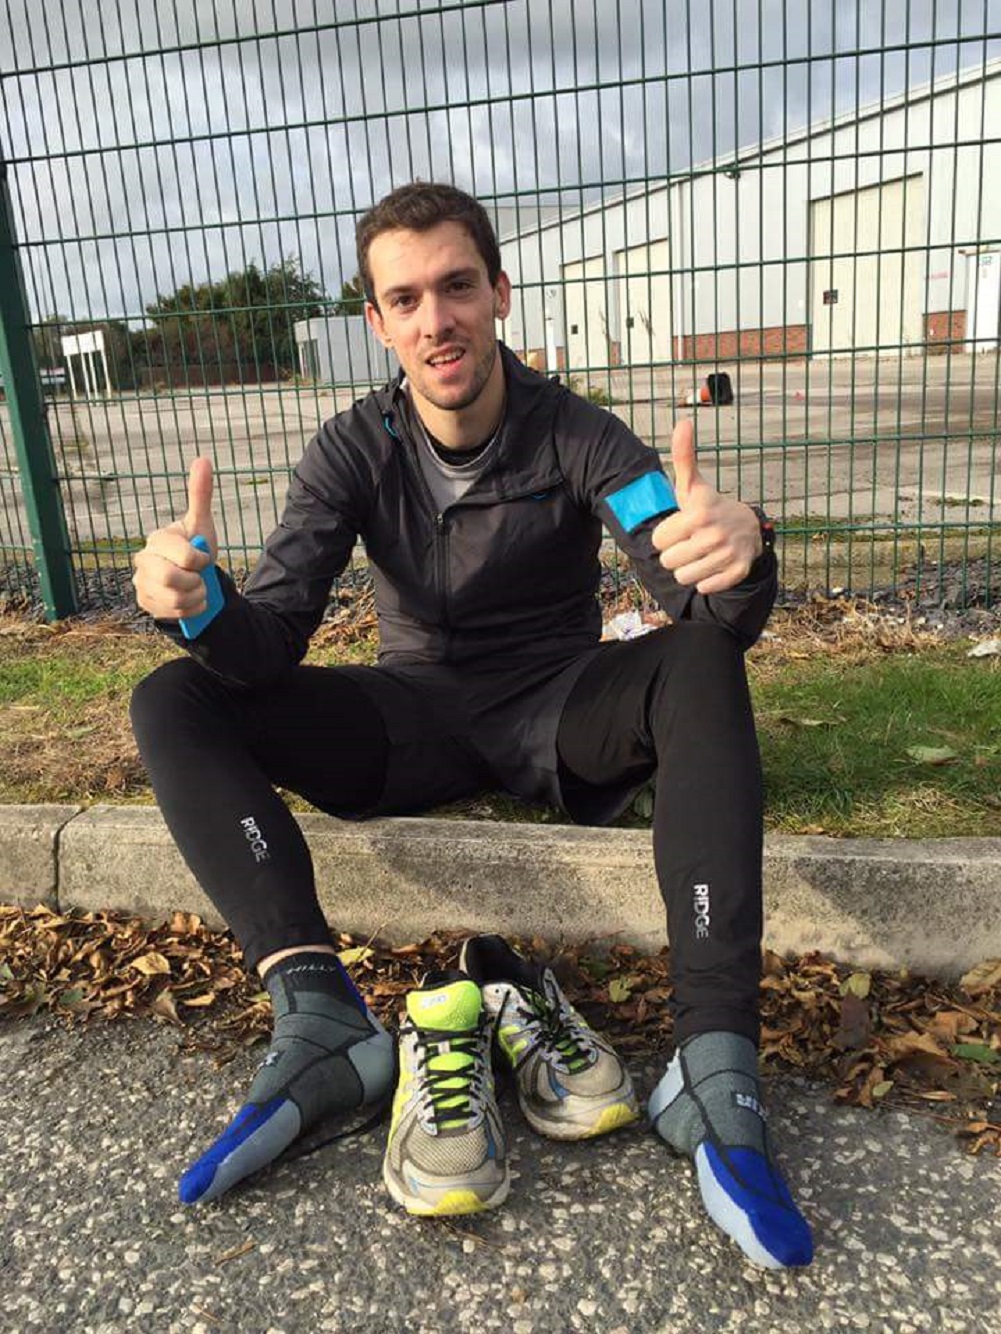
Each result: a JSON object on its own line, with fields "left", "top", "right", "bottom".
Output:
{"left": 2, "top": 351, "right": 997, "bottom": 592}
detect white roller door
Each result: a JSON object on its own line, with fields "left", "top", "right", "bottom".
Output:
{"left": 617, "top": 240, "right": 672, "bottom": 367}
{"left": 561, "top": 256, "right": 610, "bottom": 372}
{"left": 966, "top": 250, "right": 1001, "bottom": 352}
{"left": 810, "top": 175, "right": 925, "bottom": 357}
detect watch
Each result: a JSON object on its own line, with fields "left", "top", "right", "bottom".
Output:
{"left": 749, "top": 505, "right": 776, "bottom": 558}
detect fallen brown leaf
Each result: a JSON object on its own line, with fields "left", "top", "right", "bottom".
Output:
{"left": 214, "top": 1239, "right": 256, "bottom": 1266}
{"left": 961, "top": 959, "right": 1001, "bottom": 998}
{"left": 2, "top": 907, "right": 1000, "bottom": 1153}
{"left": 129, "top": 951, "right": 171, "bottom": 977}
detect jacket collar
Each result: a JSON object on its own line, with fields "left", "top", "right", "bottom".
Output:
{"left": 376, "top": 341, "right": 556, "bottom": 446}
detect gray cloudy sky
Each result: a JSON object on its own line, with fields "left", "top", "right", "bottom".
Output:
{"left": 1, "top": 0, "right": 998, "bottom": 324}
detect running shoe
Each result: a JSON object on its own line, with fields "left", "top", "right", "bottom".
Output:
{"left": 382, "top": 970, "right": 509, "bottom": 1217}
{"left": 459, "top": 934, "right": 640, "bottom": 1140}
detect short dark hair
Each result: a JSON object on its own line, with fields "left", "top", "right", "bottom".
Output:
{"left": 356, "top": 181, "right": 501, "bottom": 307}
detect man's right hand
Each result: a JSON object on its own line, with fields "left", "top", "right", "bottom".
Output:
{"left": 132, "top": 457, "right": 219, "bottom": 621}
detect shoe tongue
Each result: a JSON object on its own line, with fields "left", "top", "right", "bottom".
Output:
{"left": 407, "top": 977, "right": 481, "bottom": 1031}
{"left": 540, "top": 968, "right": 562, "bottom": 1008}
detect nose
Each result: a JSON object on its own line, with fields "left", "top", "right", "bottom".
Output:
{"left": 421, "top": 290, "right": 455, "bottom": 342}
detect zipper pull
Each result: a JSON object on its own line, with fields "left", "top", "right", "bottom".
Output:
{"left": 383, "top": 412, "right": 400, "bottom": 440}
{"left": 435, "top": 513, "right": 447, "bottom": 533}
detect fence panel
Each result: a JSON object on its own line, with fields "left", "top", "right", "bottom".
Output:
{"left": 0, "top": 1, "right": 998, "bottom": 618}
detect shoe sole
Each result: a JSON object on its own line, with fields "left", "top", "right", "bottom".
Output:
{"left": 382, "top": 1159, "right": 511, "bottom": 1217}
{"left": 519, "top": 1095, "right": 641, "bottom": 1141}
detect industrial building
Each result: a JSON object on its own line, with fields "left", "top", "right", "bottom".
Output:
{"left": 499, "top": 57, "right": 1001, "bottom": 373}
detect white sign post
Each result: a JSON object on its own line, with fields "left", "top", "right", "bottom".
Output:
{"left": 60, "top": 328, "right": 111, "bottom": 400}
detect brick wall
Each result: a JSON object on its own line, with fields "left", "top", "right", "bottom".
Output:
{"left": 924, "top": 310, "right": 966, "bottom": 355}
{"left": 673, "top": 324, "right": 809, "bottom": 362}
{"left": 516, "top": 346, "right": 591, "bottom": 373}
{"left": 137, "top": 362, "right": 280, "bottom": 389}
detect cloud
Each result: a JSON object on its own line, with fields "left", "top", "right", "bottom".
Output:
{"left": 1, "top": 0, "right": 997, "bottom": 322}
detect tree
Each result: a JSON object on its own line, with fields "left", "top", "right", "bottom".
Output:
{"left": 332, "top": 273, "right": 366, "bottom": 316}
{"left": 32, "top": 314, "right": 69, "bottom": 370}
{"left": 99, "top": 319, "right": 135, "bottom": 390}
{"left": 143, "top": 258, "right": 328, "bottom": 382}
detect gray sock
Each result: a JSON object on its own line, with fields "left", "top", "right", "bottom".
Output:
{"left": 248, "top": 952, "right": 394, "bottom": 1122}
{"left": 647, "top": 1032, "right": 815, "bottom": 1270}
{"left": 648, "top": 1031, "right": 769, "bottom": 1158}
{"left": 179, "top": 952, "right": 394, "bottom": 1204}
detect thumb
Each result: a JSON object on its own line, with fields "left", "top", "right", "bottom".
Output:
{"left": 183, "top": 457, "right": 216, "bottom": 548}
{"left": 670, "top": 418, "right": 703, "bottom": 503}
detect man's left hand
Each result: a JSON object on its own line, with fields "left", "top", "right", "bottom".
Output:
{"left": 652, "top": 419, "right": 763, "bottom": 594}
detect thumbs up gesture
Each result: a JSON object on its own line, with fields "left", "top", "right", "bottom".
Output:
{"left": 132, "top": 458, "right": 219, "bottom": 620}
{"left": 651, "top": 419, "right": 763, "bottom": 594}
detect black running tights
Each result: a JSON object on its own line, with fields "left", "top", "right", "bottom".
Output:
{"left": 131, "top": 622, "right": 762, "bottom": 1040}
{"left": 555, "top": 623, "right": 763, "bottom": 1043}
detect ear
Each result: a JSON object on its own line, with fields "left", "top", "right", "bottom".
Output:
{"left": 493, "top": 271, "right": 512, "bottom": 322}
{"left": 365, "top": 300, "right": 391, "bottom": 346}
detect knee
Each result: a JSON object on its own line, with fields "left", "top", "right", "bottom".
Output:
{"left": 129, "top": 655, "right": 212, "bottom": 740}
{"left": 667, "top": 621, "right": 744, "bottom": 677}
{"left": 650, "top": 622, "right": 749, "bottom": 713}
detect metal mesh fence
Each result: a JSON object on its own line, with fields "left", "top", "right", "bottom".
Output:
{"left": 0, "top": 0, "right": 999, "bottom": 618}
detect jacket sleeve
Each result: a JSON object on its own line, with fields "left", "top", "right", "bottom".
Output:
{"left": 155, "top": 420, "right": 371, "bottom": 686}
{"left": 556, "top": 393, "right": 777, "bottom": 649}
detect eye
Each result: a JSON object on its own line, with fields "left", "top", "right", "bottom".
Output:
{"left": 391, "top": 293, "right": 417, "bottom": 310}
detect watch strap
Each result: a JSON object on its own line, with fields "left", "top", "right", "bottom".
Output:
{"left": 749, "top": 505, "right": 776, "bottom": 557}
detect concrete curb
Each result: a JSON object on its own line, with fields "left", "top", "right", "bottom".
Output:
{"left": 3, "top": 803, "right": 1000, "bottom": 978}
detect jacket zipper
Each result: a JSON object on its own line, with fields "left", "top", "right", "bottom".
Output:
{"left": 434, "top": 511, "right": 450, "bottom": 630}
{"left": 383, "top": 407, "right": 564, "bottom": 635}
{"left": 384, "top": 410, "right": 451, "bottom": 631}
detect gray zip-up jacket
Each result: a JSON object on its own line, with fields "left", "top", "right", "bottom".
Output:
{"left": 174, "top": 345, "right": 775, "bottom": 677}
{"left": 166, "top": 345, "right": 776, "bottom": 808}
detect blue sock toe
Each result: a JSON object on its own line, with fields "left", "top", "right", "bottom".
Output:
{"left": 695, "top": 1142, "right": 814, "bottom": 1269}
{"left": 178, "top": 1096, "right": 303, "bottom": 1205}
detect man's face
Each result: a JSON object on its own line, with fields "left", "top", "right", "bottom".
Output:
{"left": 365, "top": 221, "right": 511, "bottom": 414}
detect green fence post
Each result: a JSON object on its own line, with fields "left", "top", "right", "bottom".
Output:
{"left": 0, "top": 148, "right": 77, "bottom": 620}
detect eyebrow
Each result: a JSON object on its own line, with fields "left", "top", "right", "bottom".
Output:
{"left": 380, "top": 266, "right": 482, "bottom": 302}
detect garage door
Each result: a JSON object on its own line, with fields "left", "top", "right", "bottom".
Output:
{"left": 810, "top": 175, "right": 925, "bottom": 357}
{"left": 966, "top": 250, "right": 1001, "bottom": 353}
{"left": 561, "top": 256, "right": 610, "bottom": 373}
{"left": 617, "top": 239, "right": 672, "bottom": 367}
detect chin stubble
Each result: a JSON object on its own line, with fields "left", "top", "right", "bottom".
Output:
{"left": 422, "top": 339, "right": 497, "bottom": 412}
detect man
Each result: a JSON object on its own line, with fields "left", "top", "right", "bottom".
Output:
{"left": 131, "top": 181, "right": 812, "bottom": 1268}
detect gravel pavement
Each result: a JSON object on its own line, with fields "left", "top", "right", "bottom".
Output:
{"left": 2, "top": 1016, "right": 1000, "bottom": 1334}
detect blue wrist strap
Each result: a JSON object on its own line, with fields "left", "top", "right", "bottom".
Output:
{"left": 179, "top": 535, "right": 224, "bottom": 639}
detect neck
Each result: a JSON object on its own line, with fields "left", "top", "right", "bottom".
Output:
{"left": 409, "top": 348, "right": 506, "bottom": 449}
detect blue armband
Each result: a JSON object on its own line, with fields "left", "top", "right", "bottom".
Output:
{"left": 605, "top": 471, "right": 679, "bottom": 535}
{"left": 179, "top": 535, "right": 225, "bottom": 639}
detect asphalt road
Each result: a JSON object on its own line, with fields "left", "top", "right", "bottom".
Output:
{"left": 2, "top": 353, "right": 997, "bottom": 561}
{"left": 2, "top": 1015, "right": 999, "bottom": 1334}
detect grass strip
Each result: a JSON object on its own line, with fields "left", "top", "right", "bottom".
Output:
{"left": 0, "top": 608, "right": 998, "bottom": 837}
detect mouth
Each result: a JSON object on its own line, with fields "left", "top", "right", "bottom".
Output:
{"left": 426, "top": 348, "right": 466, "bottom": 371}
